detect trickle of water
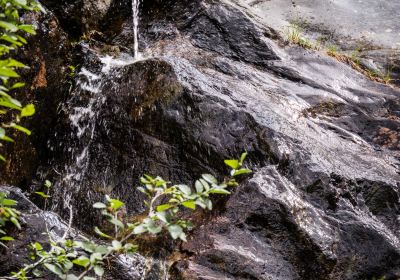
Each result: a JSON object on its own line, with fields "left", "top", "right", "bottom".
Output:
{"left": 51, "top": 54, "right": 138, "bottom": 218}
{"left": 132, "top": 0, "right": 141, "bottom": 59}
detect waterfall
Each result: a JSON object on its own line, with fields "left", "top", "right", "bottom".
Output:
{"left": 132, "top": 0, "right": 140, "bottom": 59}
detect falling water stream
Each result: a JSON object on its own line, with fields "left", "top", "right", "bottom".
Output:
{"left": 132, "top": 0, "right": 140, "bottom": 59}
{"left": 46, "top": 2, "right": 170, "bottom": 277}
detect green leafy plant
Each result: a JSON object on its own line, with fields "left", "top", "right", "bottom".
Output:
{"left": 0, "top": 191, "right": 21, "bottom": 248}
{"left": 326, "top": 43, "right": 339, "bottom": 56}
{"left": 8, "top": 153, "right": 252, "bottom": 279}
{"left": 285, "top": 24, "right": 314, "bottom": 49}
{"left": 0, "top": 0, "right": 43, "bottom": 161}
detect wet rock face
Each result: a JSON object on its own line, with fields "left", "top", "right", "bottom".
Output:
{"left": 0, "top": 187, "right": 69, "bottom": 277}
{"left": 0, "top": 10, "right": 71, "bottom": 187}
{"left": 175, "top": 168, "right": 400, "bottom": 280}
{"left": 40, "top": 0, "right": 111, "bottom": 37}
{"left": 2, "top": 0, "right": 400, "bottom": 279}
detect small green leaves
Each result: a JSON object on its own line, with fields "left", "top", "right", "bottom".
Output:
{"left": 112, "top": 240, "right": 122, "bottom": 250}
{"left": 0, "top": 236, "right": 14, "bottom": 241}
{"left": 182, "top": 200, "right": 196, "bottom": 210}
{"left": 94, "top": 265, "right": 104, "bottom": 277}
{"left": 20, "top": 104, "right": 35, "bottom": 117}
{"left": 232, "top": 168, "right": 252, "bottom": 177}
{"left": 195, "top": 180, "right": 204, "bottom": 193}
{"left": 224, "top": 159, "right": 240, "bottom": 169}
{"left": 43, "top": 263, "right": 63, "bottom": 277}
{"left": 209, "top": 188, "right": 231, "bottom": 195}
{"left": 10, "top": 123, "right": 31, "bottom": 135}
{"left": 225, "top": 152, "right": 252, "bottom": 178}
{"left": 177, "top": 184, "right": 191, "bottom": 195}
{"left": 44, "top": 180, "right": 52, "bottom": 188}
{"left": 72, "top": 256, "right": 90, "bottom": 268}
{"left": 35, "top": 191, "right": 50, "bottom": 198}
{"left": 94, "top": 227, "right": 112, "bottom": 239}
{"left": 105, "top": 196, "right": 125, "bottom": 211}
{"left": 18, "top": 24, "right": 36, "bottom": 34}
{"left": 156, "top": 204, "right": 173, "bottom": 212}
{"left": 202, "top": 174, "right": 218, "bottom": 184}
{"left": 133, "top": 224, "right": 147, "bottom": 234}
{"left": 168, "top": 224, "right": 184, "bottom": 240}
{"left": 0, "top": 154, "right": 251, "bottom": 280}
{"left": 1, "top": 198, "right": 17, "bottom": 206}
{"left": 93, "top": 202, "right": 107, "bottom": 209}
{"left": 31, "top": 242, "right": 43, "bottom": 251}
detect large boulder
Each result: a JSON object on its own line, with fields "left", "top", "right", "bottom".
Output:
{"left": 1, "top": 0, "right": 399, "bottom": 279}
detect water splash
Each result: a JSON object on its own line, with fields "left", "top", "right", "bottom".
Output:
{"left": 51, "top": 55, "right": 135, "bottom": 215}
{"left": 132, "top": 0, "right": 141, "bottom": 59}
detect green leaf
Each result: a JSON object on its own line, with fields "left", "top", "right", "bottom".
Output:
{"left": 1, "top": 198, "right": 17, "bottom": 206}
{"left": 133, "top": 224, "right": 147, "bottom": 234}
{"left": 124, "top": 243, "right": 138, "bottom": 253}
{"left": 108, "top": 217, "right": 124, "bottom": 229}
{"left": 109, "top": 198, "right": 124, "bottom": 210}
{"left": 199, "top": 179, "right": 210, "bottom": 191}
{"left": 156, "top": 204, "right": 173, "bottom": 212}
{"left": 90, "top": 252, "right": 102, "bottom": 264}
{"left": 94, "top": 245, "right": 109, "bottom": 254}
{"left": 233, "top": 169, "right": 252, "bottom": 177}
{"left": 167, "top": 224, "right": 183, "bottom": 240}
{"left": 10, "top": 217, "right": 21, "bottom": 230}
{"left": 10, "top": 82, "right": 25, "bottom": 89}
{"left": 177, "top": 184, "right": 191, "bottom": 195}
{"left": 195, "top": 199, "right": 206, "bottom": 209}
{"left": 205, "top": 198, "right": 212, "bottom": 210}
{"left": 66, "top": 274, "right": 79, "bottom": 280}
{"left": 94, "top": 265, "right": 104, "bottom": 277}
{"left": 93, "top": 202, "right": 107, "bottom": 209}
{"left": 224, "top": 159, "right": 240, "bottom": 169}
{"left": 18, "top": 24, "right": 36, "bottom": 34}
{"left": 10, "top": 123, "right": 31, "bottom": 135}
{"left": 20, "top": 104, "right": 35, "bottom": 117}
{"left": 0, "top": 134, "right": 14, "bottom": 142}
{"left": 0, "top": 21, "right": 18, "bottom": 32}
{"left": 112, "top": 240, "right": 122, "bottom": 250}
{"left": 202, "top": 174, "right": 218, "bottom": 184}
{"left": 72, "top": 256, "right": 90, "bottom": 267}
{"left": 182, "top": 200, "right": 196, "bottom": 210}
{"left": 209, "top": 188, "right": 231, "bottom": 195}
{"left": 240, "top": 152, "right": 248, "bottom": 164}
{"left": 0, "top": 67, "right": 19, "bottom": 78}
{"left": 195, "top": 180, "right": 203, "bottom": 193}
{"left": 44, "top": 180, "right": 52, "bottom": 188}
{"left": 32, "top": 242, "right": 43, "bottom": 251}
{"left": 156, "top": 211, "right": 168, "bottom": 223}
{"left": 179, "top": 232, "right": 187, "bottom": 242}
{"left": 147, "top": 224, "right": 162, "bottom": 234}
{"left": 7, "top": 59, "right": 26, "bottom": 68}
{"left": 44, "top": 263, "right": 63, "bottom": 277}
{"left": 94, "top": 226, "right": 112, "bottom": 239}
{"left": 35, "top": 191, "right": 50, "bottom": 198}
{"left": 0, "top": 99, "right": 21, "bottom": 110}
{"left": 0, "top": 236, "right": 14, "bottom": 241}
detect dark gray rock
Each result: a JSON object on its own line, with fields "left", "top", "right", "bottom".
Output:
{"left": 2, "top": 0, "right": 400, "bottom": 279}
{"left": 0, "top": 186, "right": 70, "bottom": 277}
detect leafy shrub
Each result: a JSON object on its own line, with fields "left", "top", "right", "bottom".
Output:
{"left": 0, "top": 191, "right": 21, "bottom": 248}
{"left": 0, "top": 0, "right": 43, "bottom": 161}
{"left": 2, "top": 153, "right": 251, "bottom": 279}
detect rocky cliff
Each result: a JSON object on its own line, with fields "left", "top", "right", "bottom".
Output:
{"left": 1, "top": 0, "right": 399, "bottom": 279}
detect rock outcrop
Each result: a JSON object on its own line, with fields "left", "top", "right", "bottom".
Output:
{"left": 1, "top": 0, "right": 399, "bottom": 279}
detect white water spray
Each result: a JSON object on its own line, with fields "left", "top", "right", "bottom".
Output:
{"left": 132, "top": 0, "right": 140, "bottom": 59}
